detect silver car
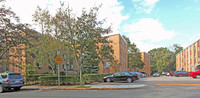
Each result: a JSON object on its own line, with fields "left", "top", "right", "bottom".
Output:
{"left": 153, "top": 73, "right": 160, "bottom": 77}
{"left": 0, "top": 72, "right": 24, "bottom": 93}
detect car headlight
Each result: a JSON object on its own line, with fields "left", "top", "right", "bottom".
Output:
{"left": 103, "top": 76, "right": 107, "bottom": 79}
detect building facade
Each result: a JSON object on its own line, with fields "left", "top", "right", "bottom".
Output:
{"left": 8, "top": 44, "right": 26, "bottom": 74}
{"left": 138, "top": 52, "right": 151, "bottom": 76}
{"left": 0, "top": 32, "right": 26, "bottom": 74}
{"left": 176, "top": 39, "right": 200, "bottom": 72}
{"left": 98, "top": 34, "right": 128, "bottom": 73}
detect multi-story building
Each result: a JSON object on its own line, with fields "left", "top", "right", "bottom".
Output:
{"left": 138, "top": 52, "right": 151, "bottom": 76}
{"left": 0, "top": 32, "right": 26, "bottom": 74}
{"left": 0, "top": 33, "right": 130, "bottom": 75}
{"left": 8, "top": 44, "right": 26, "bottom": 74}
{"left": 98, "top": 34, "right": 128, "bottom": 73}
{"left": 176, "top": 39, "right": 200, "bottom": 72}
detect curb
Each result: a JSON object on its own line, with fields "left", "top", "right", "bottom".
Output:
{"left": 40, "top": 87, "right": 139, "bottom": 91}
{"left": 156, "top": 84, "right": 200, "bottom": 86}
{"left": 22, "top": 88, "right": 40, "bottom": 90}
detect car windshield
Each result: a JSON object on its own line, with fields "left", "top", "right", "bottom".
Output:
{"left": 1, "top": 74, "right": 7, "bottom": 79}
{"left": 8, "top": 73, "right": 22, "bottom": 79}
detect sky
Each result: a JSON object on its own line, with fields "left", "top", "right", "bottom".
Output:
{"left": 3, "top": 0, "right": 200, "bottom": 52}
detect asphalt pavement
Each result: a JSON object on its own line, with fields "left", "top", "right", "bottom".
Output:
{"left": 2, "top": 76, "right": 200, "bottom": 98}
{"left": 22, "top": 81, "right": 146, "bottom": 91}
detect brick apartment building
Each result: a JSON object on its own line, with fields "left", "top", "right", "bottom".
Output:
{"left": 8, "top": 44, "right": 26, "bottom": 74}
{"left": 0, "top": 44, "right": 26, "bottom": 74}
{"left": 0, "top": 32, "right": 26, "bottom": 74}
{"left": 98, "top": 34, "right": 128, "bottom": 73}
{"left": 138, "top": 52, "right": 151, "bottom": 76}
{"left": 34, "top": 53, "right": 79, "bottom": 75}
{"left": 1, "top": 33, "right": 150, "bottom": 75}
{"left": 176, "top": 39, "right": 200, "bottom": 72}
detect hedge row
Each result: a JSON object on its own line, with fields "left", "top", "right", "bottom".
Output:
{"left": 39, "top": 73, "right": 110, "bottom": 85}
{"left": 23, "top": 74, "right": 52, "bottom": 84}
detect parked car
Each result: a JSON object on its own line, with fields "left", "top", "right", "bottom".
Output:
{"left": 161, "top": 72, "right": 169, "bottom": 76}
{"left": 174, "top": 71, "right": 189, "bottom": 77}
{"left": 153, "top": 73, "right": 160, "bottom": 77}
{"left": 0, "top": 72, "right": 24, "bottom": 93}
{"left": 189, "top": 70, "right": 200, "bottom": 78}
{"left": 169, "top": 71, "right": 175, "bottom": 76}
{"left": 140, "top": 72, "right": 147, "bottom": 77}
{"left": 103, "top": 71, "right": 139, "bottom": 83}
{"left": 131, "top": 72, "right": 144, "bottom": 78}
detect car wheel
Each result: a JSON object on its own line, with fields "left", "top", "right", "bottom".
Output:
{"left": 0, "top": 84, "right": 4, "bottom": 93}
{"left": 127, "top": 78, "right": 132, "bottom": 83}
{"left": 14, "top": 87, "right": 21, "bottom": 91}
{"left": 106, "top": 78, "right": 111, "bottom": 82}
{"left": 196, "top": 75, "right": 200, "bottom": 79}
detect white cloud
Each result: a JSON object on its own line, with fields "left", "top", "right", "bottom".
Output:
{"left": 122, "top": 18, "right": 176, "bottom": 52}
{"left": 132, "top": 0, "right": 159, "bottom": 13}
{"left": 133, "top": 40, "right": 162, "bottom": 52}
{"left": 123, "top": 18, "right": 175, "bottom": 42}
{"left": 5, "top": 0, "right": 128, "bottom": 34}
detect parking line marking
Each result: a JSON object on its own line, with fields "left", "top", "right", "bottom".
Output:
{"left": 156, "top": 84, "right": 200, "bottom": 86}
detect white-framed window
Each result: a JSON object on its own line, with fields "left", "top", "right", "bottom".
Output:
{"left": 103, "top": 62, "right": 110, "bottom": 68}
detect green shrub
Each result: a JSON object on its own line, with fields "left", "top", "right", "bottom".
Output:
{"left": 38, "top": 73, "right": 110, "bottom": 85}
{"left": 60, "top": 71, "right": 66, "bottom": 75}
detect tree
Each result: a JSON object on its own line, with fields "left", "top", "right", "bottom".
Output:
{"left": 172, "top": 44, "right": 183, "bottom": 55}
{"left": 33, "top": 3, "right": 112, "bottom": 87}
{"left": 123, "top": 35, "right": 144, "bottom": 71}
{"left": 0, "top": 0, "right": 37, "bottom": 73}
{"left": 148, "top": 47, "right": 174, "bottom": 73}
{"left": 169, "top": 44, "right": 183, "bottom": 71}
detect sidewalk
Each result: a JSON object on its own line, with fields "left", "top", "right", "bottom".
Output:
{"left": 22, "top": 82, "right": 146, "bottom": 91}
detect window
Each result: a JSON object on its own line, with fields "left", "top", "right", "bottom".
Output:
{"left": 70, "top": 60, "right": 73, "bottom": 70}
{"left": 18, "top": 59, "right": 22, "bottom": 66}
{"left": 6, "top": 65, "right": 9, "bottom": 71}
{"left": 12, "top": 48, "right": 15, "bottom": 55}
{"left": 63, "top": 64, "right": 67, "bottom": 70}
{"left": 37, "top": 63, "right": 41, "bottom": 69}
{"left": 1, "top": 74, "right": 7, "bottom": 79}
{"left": 114, "top": 72, "right": 121, "bottom": 76}
{"left": 103, "top": 62, "right": 110, "bottom": 68}
{"left": 106, "top": 38, "right": 110, "bottom": 42}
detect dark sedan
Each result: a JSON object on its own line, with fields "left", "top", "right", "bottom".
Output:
{"left": 103, "top": 71, "right": 138, "bottom": 83}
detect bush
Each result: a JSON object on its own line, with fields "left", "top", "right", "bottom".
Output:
{"left": 38, "top": 73, "right": 110, "bottom": 85}
{"left": 60, "top": 71, "right": 66, "bottom": 75}
{"left": 23, "top": 74, "right": 54, "bottom": 84}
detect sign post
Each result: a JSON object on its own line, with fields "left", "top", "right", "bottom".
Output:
{"left": 54, "top": 50, "right": 62, "bottom": 88}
